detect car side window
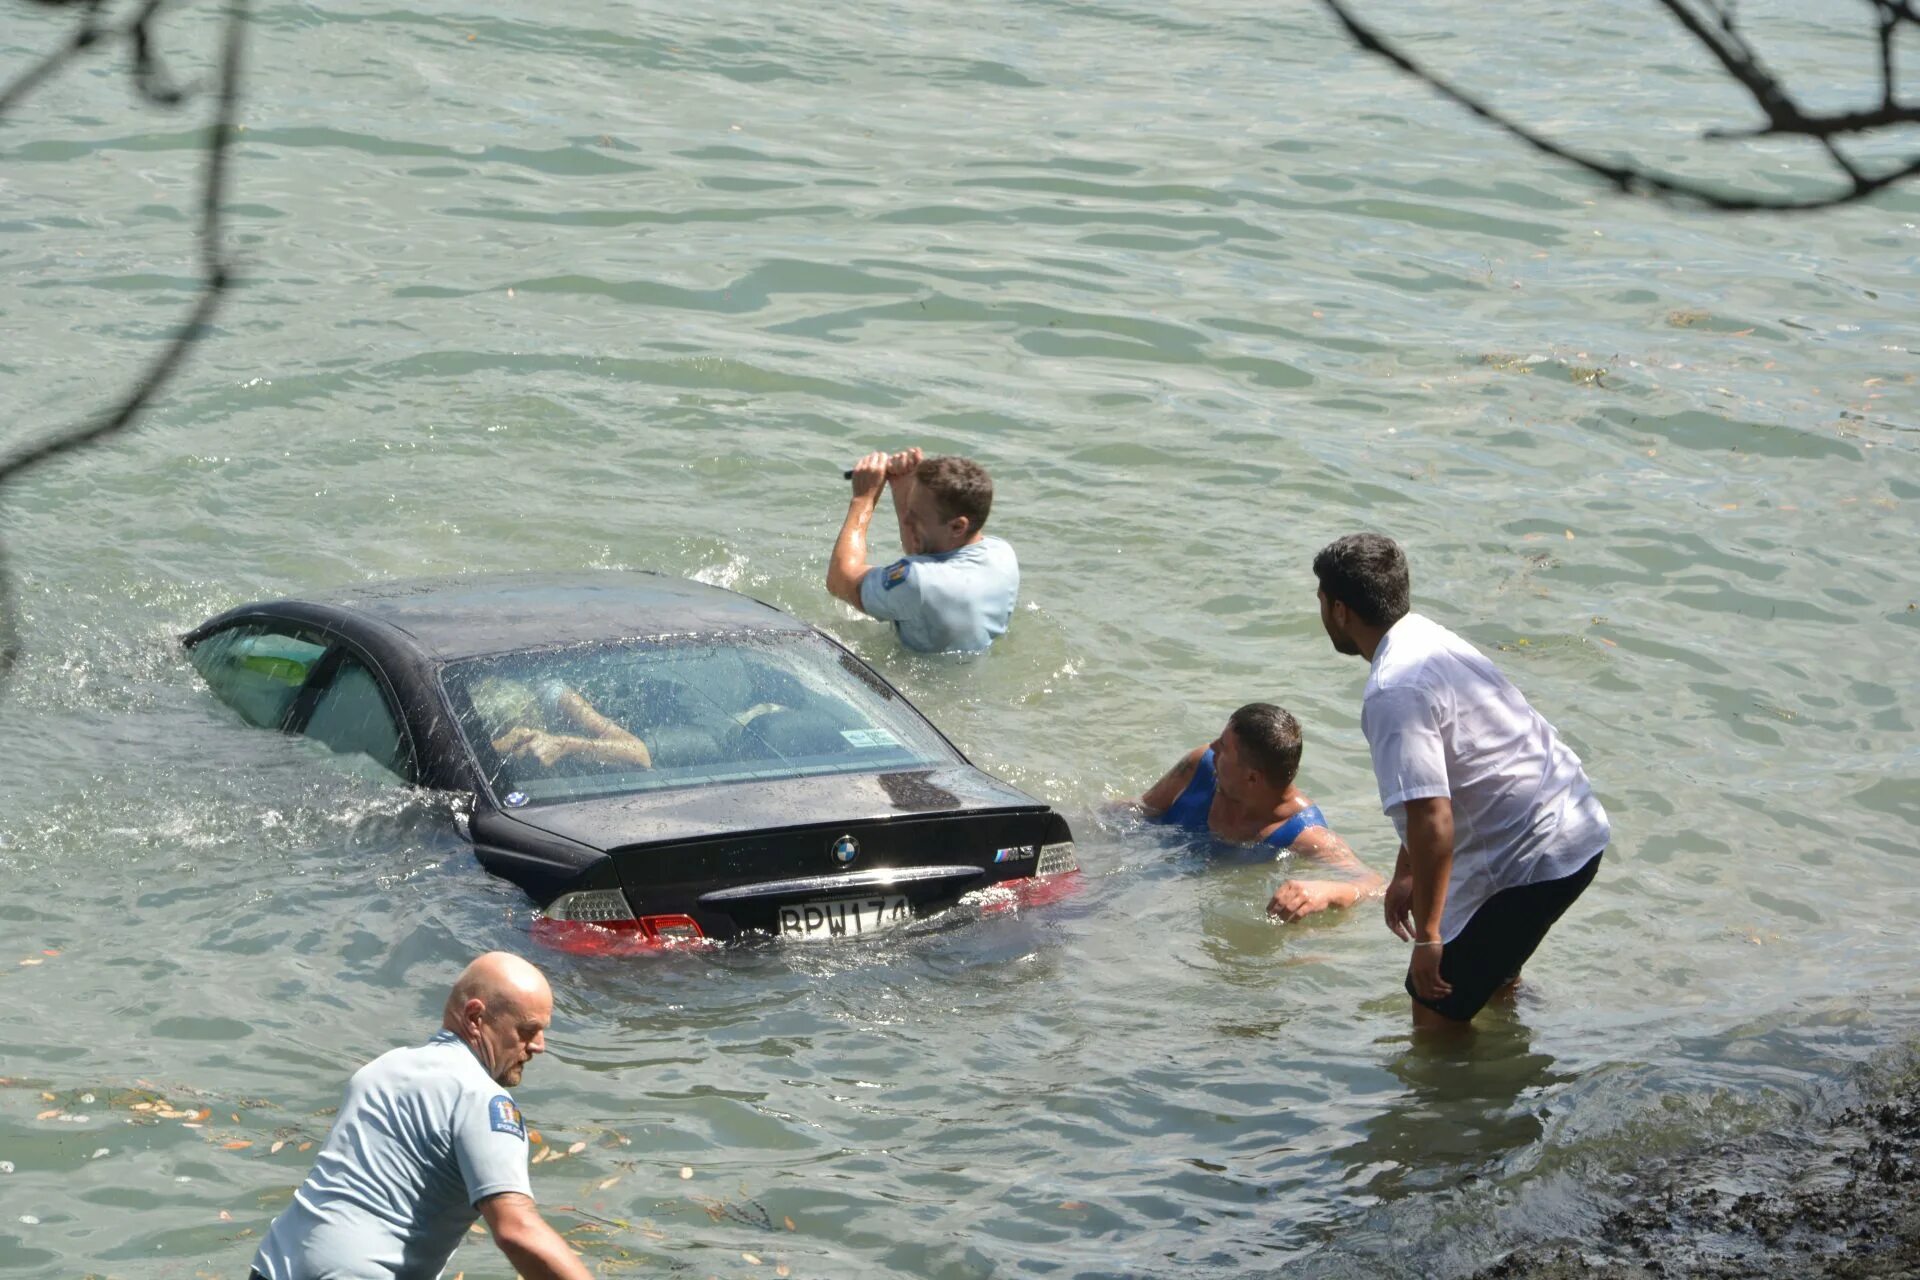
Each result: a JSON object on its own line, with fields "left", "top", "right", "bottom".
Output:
{"left": 305, "top": 655, "right": 409, "bottom": 779}
{"left": 188, "top": 624, "right": 329, "bottom": 730}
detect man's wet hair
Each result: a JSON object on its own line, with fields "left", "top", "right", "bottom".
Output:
{"left": 1313, "top": 533, "right": 1410, "bottom": 629}
{"left": 1226, "top": 702, "right": 1303, "bottom": 790}
{"left": 915, "top": 455, "right": 993, "bottom": 535}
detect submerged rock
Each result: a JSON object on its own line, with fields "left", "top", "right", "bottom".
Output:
{"left": 1476, "top": 1048, "right": 1920, "bottom": 1279}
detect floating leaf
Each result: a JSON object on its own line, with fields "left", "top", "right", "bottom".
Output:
{"left": 783, "top": 1216, "right": 795, "bottom": 1232}
{"left": 90, "top": 1148, "right": 108, "bottom": 1159}
{"left": 41, "top": 950, "right": 59, "bottom": 957}
{"left": 270, "top": 1141, "right": 285, "bottom": 1155}
{"left": 224, "top": 1140, "right": 253, "bottom": 1150}
{"left": 528, "top": 1129, "right": 543, "bottom": 1145}
{"left": 777, "top": 1267, "right": 790, "bottom": 1278}
{"left": 743, "top": 1253, "right": 762, "bottom": 1265}
{"left": 133, "top": 1103, "right": 154, "bottom": 1112}
{"left": 470, "top": 1223, "right": 487, "bottom": 1236}
{"left": 35, "top": 1109, "right": 61, "bottom": 1121}
{"left": 19, "top": 959, "right": 43, "bottom": 967}
{"left": 219, "top": 1210, "right": 233, "bottom": 1222}
{"left": 196, "top": 1108, "right": 211, "bottom": 1121}
{"left": 568, "top": 1141, "right": 586, "bottom": 1155}
{"left": 598, "top": 1176, "right": 621, "bottom": 1190}
{"left": 298, "top": 1142, "right": 312, "bottom": 1152}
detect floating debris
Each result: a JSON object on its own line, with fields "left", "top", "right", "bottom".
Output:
{"left": 679, "top": 1166, "right": 693, "bottom": 1180}
{"left": 0, "top": 1161, "right": 13, "bottom": 1174}
{"left": 568, "top": 1141, "right": 586, "bottom": 1155}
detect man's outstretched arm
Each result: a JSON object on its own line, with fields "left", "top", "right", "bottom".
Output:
{"left": 1130, "top": 745, "right": 1206, "bottom": 818}
{"left": 1267, "top": 828, "right": 1386, "bottom": 921}
{"left": 480, "top": 1192, "right": 594, "bottom": 1280}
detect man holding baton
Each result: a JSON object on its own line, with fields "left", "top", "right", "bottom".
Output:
{"left": 826, "top": 447, "right": 1019, "bottom": 654}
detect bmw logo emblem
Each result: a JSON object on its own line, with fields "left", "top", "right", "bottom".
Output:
{"left": 830, "top": 834, "right": 859, "bottom": 866}
{"left": 504, "top": 791, "right": 528, "bottom": 809}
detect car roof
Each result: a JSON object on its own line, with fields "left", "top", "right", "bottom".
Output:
{"left": 279, "top": 571, "right": 809, "bottom": 661}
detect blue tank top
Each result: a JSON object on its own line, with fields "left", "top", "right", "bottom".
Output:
{"left": 1154, "top": 748, "right": 1328, "bottom": 852}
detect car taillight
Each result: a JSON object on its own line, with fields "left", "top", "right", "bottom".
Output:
{"left": 534, "top": 892, "right": 708, "bottom": 955}
{"left": 1036, "top": 841, "right": 1078, "bottom": 877}
{"left": 544, "top": 889, "right": 638, "bottom": 924}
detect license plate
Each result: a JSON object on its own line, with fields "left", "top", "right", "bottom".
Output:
{"left": 777, "top": 895, "right": 911, "bottom": 939}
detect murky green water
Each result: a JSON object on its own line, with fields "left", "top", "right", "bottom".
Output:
{"left": 2, "top": 1, "right": 1916, "bottom": 1276}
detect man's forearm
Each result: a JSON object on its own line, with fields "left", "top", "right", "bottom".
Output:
{"left": 888, "top": 472, "right": 917, "bottom": 552}
{"left": 827, "top": 496, "right": 880, "bottom": 606}
{"left": 497, "top": 1222, "right": 594, "bottom": 1280}
{"left": 1401, "top": 805, "right": 1454, "bottom": 942}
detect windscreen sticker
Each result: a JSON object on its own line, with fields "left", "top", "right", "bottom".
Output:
{"left": 994, "top": 846, "right": 1037, "bottom": 863}
{"left": 840, "top": 729, "right": 899, "bottom": 748}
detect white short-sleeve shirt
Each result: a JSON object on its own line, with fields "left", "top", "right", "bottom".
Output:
{"left": 1362, "top": 612, "right": 1609, "bottom": 940}
{"left": 251, "top": 1030, "right": 533, "bottom": 1279}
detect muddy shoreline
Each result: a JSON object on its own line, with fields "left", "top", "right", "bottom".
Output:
{"left": 1477, "top": 1047, "right": 1920, "bottom": 1279}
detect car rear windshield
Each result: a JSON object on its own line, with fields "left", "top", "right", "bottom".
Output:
{"left": 444, "top": 631, "right": 960, "bottom": 804}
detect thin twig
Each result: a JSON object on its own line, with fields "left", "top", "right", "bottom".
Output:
{"left": 1319, "top": 0, "right": 1920, "bottom": 211}
{"left": 0, "top": 0, "right": 248, "bottom": 687}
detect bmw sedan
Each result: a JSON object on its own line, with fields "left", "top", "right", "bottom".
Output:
{"left": 182, "top": 572, "right": 1077, "bottom": 949}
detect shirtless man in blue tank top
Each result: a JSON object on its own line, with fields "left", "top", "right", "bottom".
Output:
{"left": 1134, "top": 703, "right": 1383, "bottom": 921}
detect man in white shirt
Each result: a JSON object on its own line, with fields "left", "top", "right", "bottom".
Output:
{"left": 826, "top": 447, "right": 1019, "bottom": 654}
{"left": 1313, "top": 533, "right": 1609, "bottom": 1028}
{"left": 249, "top": 953, "right": 591, "bottom": 1280}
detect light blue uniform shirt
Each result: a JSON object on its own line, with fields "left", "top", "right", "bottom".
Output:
{"left": 251, "top": 1030, "right": 533, "bottom": 1280}
{"left": 859, "top": 535, "right": 1019, "bottom": 653}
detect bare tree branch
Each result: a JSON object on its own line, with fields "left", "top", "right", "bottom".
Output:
{"left": 0, "top": 0, "right": 248, "bottom": 688}
{"left": 1321, "top": 0, "right": 1920, "bottom": 211}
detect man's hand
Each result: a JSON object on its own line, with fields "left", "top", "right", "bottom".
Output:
{"left": 494, "top": 728, "right": 573, "bottom": 767}
{"left": 1407, "top": 944, "right": 1452, "bottom": 1002}
{"left": 1382, "top": 870, "right": 1416, "bottom": 941}
{"left": 1267, "top": 879, "right": 1352, "bottom": 922}
{"left": 885, "top": 447, "right": 922, "bottom": 482}
{"left": 848, "top": 450, "right": 889, "bottom": 500}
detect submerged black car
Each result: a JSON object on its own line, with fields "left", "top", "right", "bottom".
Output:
{"left": 182, "top": 572, "right": 1077, "bottom": 948}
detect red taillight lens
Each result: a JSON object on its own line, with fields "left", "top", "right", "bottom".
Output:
{"left": 638, "top": 914, "right": 704, "bottom": 943}
{"left": 533, "top": 892, "right": 708, "bottom": 956}
{"left": 531, "top": 915, "right": 709, "bottom": 955}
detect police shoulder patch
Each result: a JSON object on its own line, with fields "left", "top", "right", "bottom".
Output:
{"left": 488, "top": 1095, "right": 525, "bottom": 1139}
{"left": 882, "top": 560, "right": 911, "bottom": 591}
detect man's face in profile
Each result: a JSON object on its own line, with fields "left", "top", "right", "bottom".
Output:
{"left": 1318, "top": 588, "right": 1361, "bottom": 656}
{"left": 903, "top": 486, "right": 968, "bottom": 557}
